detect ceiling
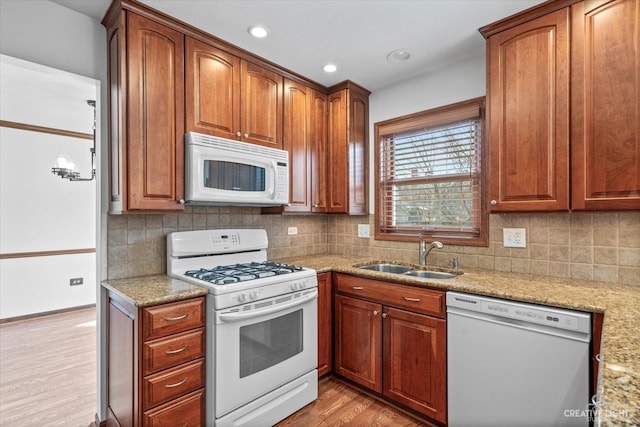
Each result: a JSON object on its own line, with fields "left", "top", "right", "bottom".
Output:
{"left": 51, "top": 0, "right": 544, "bottom": 91}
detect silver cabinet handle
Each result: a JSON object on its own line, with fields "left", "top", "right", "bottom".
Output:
{"left": 236, "top": 131, "right": 242, "bottom": 137}
{"left": 351, "top": 286, "right": 364, "bottom": 290}
{"left": 372, "top": 310, "right": 379, "bottom": 316}
{"left": 164, "top": 313, "right": 188, "bottom": 322}
{"left": 165, "top": 377, "right": 189, "bottom": 388}
{"left": 403, "top": 296, "right": 421, "bottom": 302}
{"left": 382, "top": 313, "right": 387, "bottom": 318}
{"left": 244, "top": 133, "right": 249, "bottom": 138}
{"left": 490, "top": 200, "right": 497, "bottom": 206}
{"left": 595, "top": 353, "right": 603, "bottom": 362}
{"left": 165, "top": 345, "right": 188, "bottom": 355}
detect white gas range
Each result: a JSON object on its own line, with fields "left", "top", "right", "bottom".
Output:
{"left": 167, "top": 229, "right": 318, "bottom": 427}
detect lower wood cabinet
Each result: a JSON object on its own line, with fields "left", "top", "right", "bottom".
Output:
{"left": 334, "top": 274, "right": 447, "bottom": 424}
{"left": 317, "top": 273, "right": 332, "bottom": 377}
{"left": 106, "top": 293, "right": 206, "bottom": 427}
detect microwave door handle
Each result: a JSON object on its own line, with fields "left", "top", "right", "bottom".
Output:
{"left": 218, "top": 289, "right": 317, "bottom": 323}
{"left": 268, "top": 160, "right": 277, "bottom": 199}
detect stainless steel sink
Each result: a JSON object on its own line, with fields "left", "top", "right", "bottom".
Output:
{"left": 403, "top": 270, "right": 457, "bottom": 279}
{"left": 357, "top": 263, "right": 460, "bottom": 279}
{"left": 358, "top": 263, "right": 412, "bottom": 274}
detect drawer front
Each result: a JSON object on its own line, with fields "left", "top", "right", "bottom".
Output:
{"left": 143, "top": 388, "right": 204, "bottom": 427}
{"left": 143, "top": 328, "right": 205, "bottom": 375}
{"left": 143, "top": 297, "right": 205, "bottom": 341}
{"left": 335, "top": 274, "right": 445, "bottom": 318}
{"left": 143, "top": 358, "right": 205, "bottom": 409}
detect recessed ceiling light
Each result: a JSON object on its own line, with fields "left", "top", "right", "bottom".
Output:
{"left": 322, "top": 64, "right": 337, "bottom": 73}
{"left": 248, "top": 26, "right": 268, "bottom": 38}
{"left": 387, "top": 49, "right": 411, "bottom": 63}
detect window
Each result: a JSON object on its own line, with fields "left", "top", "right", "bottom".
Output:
{"left": 374, "top": 97, "right": 487, "bottom": 245}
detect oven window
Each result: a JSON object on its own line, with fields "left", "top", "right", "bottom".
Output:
{"left": 239, "top": 310, "right": 303, "bottom": 378}
{"left": 204, "top": 160, "right": 266, "bottom": 192}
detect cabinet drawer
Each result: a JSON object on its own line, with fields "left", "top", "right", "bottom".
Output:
{"left": 335, "top": 274, "right": 445, "bottom": 318}
{"left": 143, "top": 297, "right": 205, "bottom": 341}
{"left": 143, "top": 388, "right": 204, "bottom": 427}
{"left": 143, "top": 328, "right": 205, "bottom": 375}
{"left": 143, "top": 358, "right": 205, "bottom": 409}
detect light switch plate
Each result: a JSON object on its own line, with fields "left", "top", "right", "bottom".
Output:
{"left": 287, "top": 227, "right": 298, "bottom": 235}
{"left": 503, "top": 228, "right": 526, "bottom": 248}
{"left": 358, "top": 224, "right": 370, "bottom": 238}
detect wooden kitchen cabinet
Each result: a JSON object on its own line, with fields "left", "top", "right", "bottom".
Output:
{"left": 317, "top": 273, "right": 332, "bottom": 377}
{"left": 571, "top": 0, "right": 640, "bottom": 210}
{"left": 327, "top": 82, "right": 369, "bottom": 215}
{"left": 482, "top": 0, "right": 640, "bottom": 212}
{"left": 106, "top": 293, "right": 205, "bottom": 427}
{"left": 484, "top": 7, "right": 570, "bottom": 212}
{"left": 104, "top": 10, "right": 185, "bottom": 212}
{"left": 186, "top": 37, "right": 283, "bottom": 149}
{"left": 333, "top": 274, "right": 447, "bottom": 424}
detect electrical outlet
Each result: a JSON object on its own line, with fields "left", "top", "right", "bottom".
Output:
{"left": 503, "top": 228, "right": 526, "bottom": 248}
{"left": 287, "top": 226, "right": 298, "bottom": 235}
{"left": 69, "top": 278, "right": 84, "bottom": 286}
{"left": 358, "top": 224, "right": 370, "bottom": 238}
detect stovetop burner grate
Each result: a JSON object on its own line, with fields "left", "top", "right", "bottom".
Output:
{"left": 185, "top": 261, "right": 304, "bottom": 285}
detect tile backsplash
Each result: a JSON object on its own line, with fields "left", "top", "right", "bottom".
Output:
{"left": 107, "top": 208, "right": 639, "bottom": 286}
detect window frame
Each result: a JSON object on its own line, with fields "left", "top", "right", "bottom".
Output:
{"left": 374, "top": 97, "right": 488, "bottom": 246}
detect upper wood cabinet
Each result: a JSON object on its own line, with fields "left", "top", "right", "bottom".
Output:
{"left": 105, "top": 11, "right": 185, "bottom": 212}
{"left": 485, "top": 8, "right": 570, "bottom": 212}
{"left": 186, "top": 37, "right": 283, "bottom": 149}
{"left": 483, "top": 0, "right": 640, "bottom": 212}
{"left": 327, "top": 83, "right": 369, "bottom": 215}
{"left": 571, "top": 0, "right": 640, "bottom": 210}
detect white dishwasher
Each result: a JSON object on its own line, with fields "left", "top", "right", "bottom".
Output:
{"left": 447, "top": 291, "right": 591, "bottom": 427}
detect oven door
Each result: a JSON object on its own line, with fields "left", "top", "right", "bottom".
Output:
{"left": 214, "top": 288, "right": 318, "bottom": 418}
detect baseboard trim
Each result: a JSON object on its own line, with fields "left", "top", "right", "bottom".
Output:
{"left": 0, "top": 304, "right": 96, "bottom": 324}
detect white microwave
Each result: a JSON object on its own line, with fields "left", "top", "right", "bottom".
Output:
{"left": 184, "top": 132, "right": 289, "bottom": 206}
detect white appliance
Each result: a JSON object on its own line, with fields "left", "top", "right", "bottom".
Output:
{"left": 167, "top": 229, "right": 318, "bottom": 427}
{"left": 184, "top": 132, "right": 289, "bottom": 206}
{"left": 447, "top": 291, "right": 591, "bottom": 427}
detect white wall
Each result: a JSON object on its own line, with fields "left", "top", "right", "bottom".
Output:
{"left": 0, "top": 1, "right": 108, "bottom": 418}
{"left": 367, "top": 55, "right": 487, "bottom": 212}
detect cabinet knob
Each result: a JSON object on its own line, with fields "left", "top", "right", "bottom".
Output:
{"left": 382, "top": 313, "right": 387, "bottom": 318}
{"left": 490, "top": 200, "right": 497, "bottom": 206}
{"left": 372, "top": 310, "right": 379, "bottom": 316}
{"left": 244, "top": 133, "right": 249, "bottom": 138}
{"left": 236, "top": 131, "right": 242, "bottom": 137}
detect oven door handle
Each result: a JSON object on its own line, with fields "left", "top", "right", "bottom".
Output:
{"left": 218, "top": 289, "right": 318, "bottom": 323}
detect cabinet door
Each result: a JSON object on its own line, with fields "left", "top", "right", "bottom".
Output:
{"left": 487, "top": 8, "right": 570, "bottom": 211}
{"left": 334, "top": 294, "right": 382, "bottom": 392}
{"left": 127, "top": 13, "right": 184, "bottom": 210}
{"left": 327, "top": 87, "right": 369, "bottom": 214}
{"left": 241, "top": 61, "right": 283, "bottom": 148}
{"left": 310, "top": 90, "right": 328, "bottom": 212}
{"left": 185, "top": 37, "right": 241, "bottom": 141}
{"left": 383, "top": 306, "right": 447, "bottom": 424}
{"left": 283, "top": 79, "right": 311, "bottom": 212}
{"left": 348, "top": 90, "right": 368, "bottom": 215}
{"left": 327, "top": 90, "right": 348, "bottom": 213}
{"left": 571, "top": 0, "right": 640, "bottom": 210}
{"left": 317, "top": 273, "right": 332, "bottom": 377}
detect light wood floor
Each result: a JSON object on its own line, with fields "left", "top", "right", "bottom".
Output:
{"left": 0, "top": 307, "right": 96, "bottom": 427}
{"left": 0, "top": 307, "right": 430, "bottom": 427}
{"left": 277, "top": 377, "right": 431, "bottom": 427}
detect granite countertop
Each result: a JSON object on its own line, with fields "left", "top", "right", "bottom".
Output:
{"left": 277, "top": 254, "right": 640, "bottom": 427}
{"left": 102, "top": 275, "right": 209, "bottom": 307}
{"left": 102, "top": 255, "right": 639, "bottom": 425}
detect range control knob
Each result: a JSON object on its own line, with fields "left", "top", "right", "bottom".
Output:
{"left": 299, "top": 281, "right": 307, "bottom": 289}
{"left": 237, "top": 293, "right": 247, "bottom": 303}
{"left": 291, "top": 283, "right": 299, "bottom": 291}
{"left": 249, "top": 291, "right": 258, "bottom": 300}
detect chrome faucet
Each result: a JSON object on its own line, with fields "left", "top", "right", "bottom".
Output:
{"left": 419, "top": 234, "right": 444, "bottom": 267}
